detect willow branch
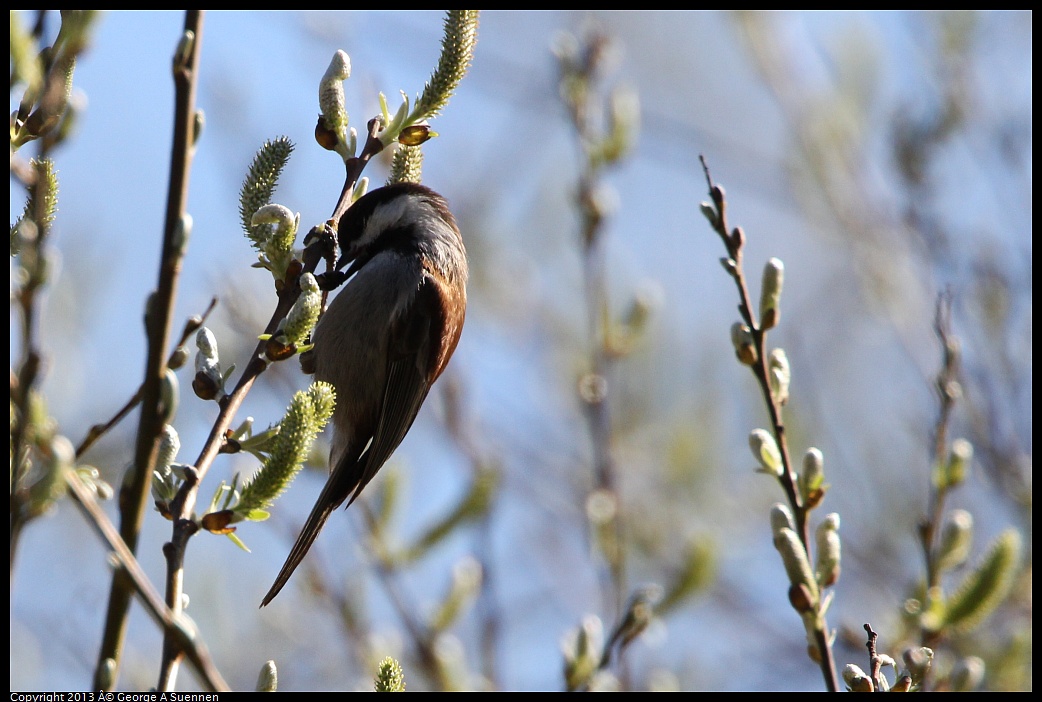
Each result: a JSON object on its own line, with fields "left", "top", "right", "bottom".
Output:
{"left": 93, "top": 10, "right": 204, "bottom": 692}
{"left": 67, "top": 471, "right": 228, "bottom": 692}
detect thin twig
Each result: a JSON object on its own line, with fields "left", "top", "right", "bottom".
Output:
{"left": 560, "top": 29, "right": 629, "bottom": 632}
{"left": 329, "top": 118, "right": 386, "bottom": 231}
{"left": 699, "top": 155, "right": 838, "bottom": 692}
{"left": 698, "top": 156, "right": 806, "bottom": 540}
{"left": 864, "top": 623, "right": 881, "bottom": 690}
{"left": 92, "top": 10, "right": 205, "bottom": 692}
{"left": 920, "top": 290, "right": 959, "bottom": 591}
{"left": 66, "top": 470, "right": 229, "bottom": 692}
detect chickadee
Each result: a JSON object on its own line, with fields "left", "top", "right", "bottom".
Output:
{"left": 261, "top": 182, "right": 467, "bottom": 606}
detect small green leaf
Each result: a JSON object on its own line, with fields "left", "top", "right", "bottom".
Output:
{"left": 226, "top": 531, "right": 251, "bottom": 552}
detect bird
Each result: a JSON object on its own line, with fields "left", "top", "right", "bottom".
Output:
{"left": 261, "top": 182, "right": 468, "bottom": 606}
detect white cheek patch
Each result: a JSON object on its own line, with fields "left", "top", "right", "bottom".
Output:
{"left": 345, "top": 191, "right": 465, "bottom": 284}
{"left": 360, "top": 197, "right": 417, "bottom": 248}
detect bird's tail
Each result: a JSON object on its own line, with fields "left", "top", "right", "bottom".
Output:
{"left": 260, "top": 454, "right": 363, "bottom": 606}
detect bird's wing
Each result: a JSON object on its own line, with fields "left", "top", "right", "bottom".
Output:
{"left": 262, "top": 272, "right": 458, "bottom": 606}
{"left": 345, "top": 278, "right": 444, "bottom": 506}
